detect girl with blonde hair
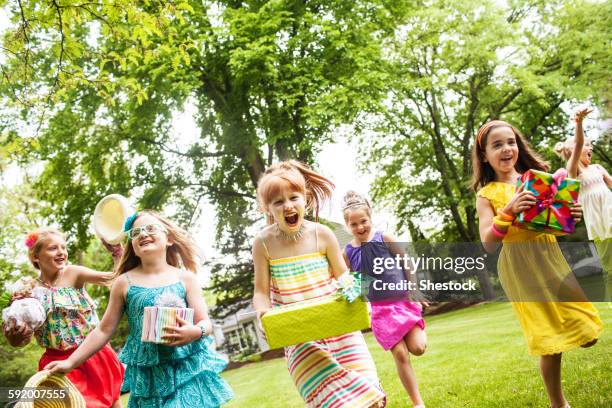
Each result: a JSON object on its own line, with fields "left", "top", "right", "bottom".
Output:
{"left": 554, "top": 108, "right": 612, "bottom": 303}
{"left": 3, "top": 228, "right": 125, "bottom": 407}
{"left": 45, "top": 211, "right": 233, "bottom": 407}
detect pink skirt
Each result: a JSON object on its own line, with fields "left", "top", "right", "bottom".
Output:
{"left": 371, "top": 300, "right": 425, "bottom": 350}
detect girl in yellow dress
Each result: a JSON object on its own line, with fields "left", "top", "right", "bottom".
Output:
{"left": 472, "top": 120, "right": 603, "bottom": 408}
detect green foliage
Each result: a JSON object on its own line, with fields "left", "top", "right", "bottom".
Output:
{"left": 1, "top": 0, "right": 401, "bottom": 314}
{"left": 0, "top": 337, "right": 39, "bottom": 387}
{"left": 357, "top": 0, "right": 611, "bottom": 243}
{"left": 1, "top": 0, "right": 610, "bottom": 314}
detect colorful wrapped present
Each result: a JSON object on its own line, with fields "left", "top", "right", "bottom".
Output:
{"left": 514, "top": 169, "right": 580, "bottom": 235}
{"left": 141, "top": 307, "right": 194, "bottom": 343}
{"left": 261, "top": 295, "right": 370, "bottom": 349}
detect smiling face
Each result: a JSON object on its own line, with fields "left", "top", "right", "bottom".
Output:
{"left": 345, "top": 208, "right": 372, "bottom": 242}
{"left": 35, "top": 234, "right": 68, "bottom": 272}
{"left": 266, "top": 181, "right": 307, "bottom": 233}
{"left": 130, "top": 214, "right": 172, "bottom": 258}
{"left": 483, "top": 126, "right": 520, "bottom": 176}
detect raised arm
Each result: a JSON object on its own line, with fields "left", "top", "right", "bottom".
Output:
{"left": 44, "top": 275, "right": 127, "bottom": 374}
{"left": 74, "top": 240, "right": 122, "bottom": 287}
{"left": 567, "top": 108, "right": 592, "bottom": 178}
{"left": 73, "top": 265, "right": 116, "bottom": 288}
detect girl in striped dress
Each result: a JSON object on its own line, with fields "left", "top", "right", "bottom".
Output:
{"left": 252, "top": 160, "right": 387, "bottom": 408}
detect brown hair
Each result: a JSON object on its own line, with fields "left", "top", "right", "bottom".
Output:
{"left": 471, "top": 120, "right": 549, "bottom": 191}
{"left": 26, "top": 228, "right": 66, "bottom": 270}
{"left": 256, "top": 160, "right": 334, "bottom": 224}
{"left": 115, "top": 210, "right": 201, "bottom": 275}
{"left": 341, "top": 190, "right": 372, "bottom": 223}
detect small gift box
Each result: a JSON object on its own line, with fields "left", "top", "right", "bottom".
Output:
{"left": 261, "top": 295, "right": 370, "bottom": 349}
{"left": 141, "top": 306, "right": 194, "bottom": 343}
{"left": 514, "top": 169, "right": 580, "bottom": 236}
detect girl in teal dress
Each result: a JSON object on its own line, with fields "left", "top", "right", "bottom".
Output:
{"left": 45, "top": 210, "right": 233, "bottom": 407}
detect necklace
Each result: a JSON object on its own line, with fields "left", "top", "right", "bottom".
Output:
{"left": 276, "top": 223, "right": 306, "bottom": 242}
{"left": 37, "top": 267, "right": 64, "bottom": 288}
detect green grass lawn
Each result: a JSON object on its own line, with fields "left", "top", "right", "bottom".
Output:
{"left": 213, "top": 302, "right": 611, "bottom": 408}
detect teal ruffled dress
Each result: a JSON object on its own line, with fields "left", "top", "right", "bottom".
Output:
{"left": 119, "top": 277, "right": 233, "bottom": 408}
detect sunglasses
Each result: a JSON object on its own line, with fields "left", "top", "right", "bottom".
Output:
{"left": 126, "top": 223, "right": 168, "bottom": 240}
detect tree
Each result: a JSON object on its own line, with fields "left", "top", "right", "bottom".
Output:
{"left": 360, "top": 0, "right": 610, "bottom": 242}
{"left": 355, "top": 0, "right": 610, "bottom": 299}
{"left": 1, "top": 0, "right": 400, "bottom": 313}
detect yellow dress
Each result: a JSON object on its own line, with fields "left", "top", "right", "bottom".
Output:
{"left": 478, "top": 182, "right": 603, "bottom": 355}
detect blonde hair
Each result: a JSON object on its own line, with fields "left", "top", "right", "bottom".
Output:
{"left": 26, "top": 228, "right": 66, "bottom": 270}
{"left": 115, "top": 210, "right": 201, "bottom": 275}
{"left": 341, "top": 190, "right": 372, "bottom": 222}
{"left": 553, "top": 140, "right": 572, "bottom": 161}
{"left": 256, "top": 160, "right": 334, "bottom": 224}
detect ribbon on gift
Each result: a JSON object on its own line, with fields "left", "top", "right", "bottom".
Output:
{"left": 521, "top": 168, "right": 572, "bottom": 228}
{"left": 335, "top": 271, "right": 362, "bottom": 303}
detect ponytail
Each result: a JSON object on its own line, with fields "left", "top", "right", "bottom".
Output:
{"left": 256, "top": 160, "right": 334, "bottom": 222}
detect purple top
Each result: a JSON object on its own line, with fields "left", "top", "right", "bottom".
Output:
{"left": 345, "top": 231, "right": 408, "bottom": 301}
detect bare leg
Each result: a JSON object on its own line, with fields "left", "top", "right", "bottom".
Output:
{"left": 390, "top": 339, "right": 424, "bottom": 406}
{"left": 111, "top": 398, "right": 122, "bottom": 408}
{"left": 404, "top": 326, "right": 427, "bottom": 356}
{"left": 540, "top": 354, "right": 567, "bottom": 408}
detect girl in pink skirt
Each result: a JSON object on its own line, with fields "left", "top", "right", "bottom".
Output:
{"left": 342, "top": 191, "right": 428, "bottom": 408}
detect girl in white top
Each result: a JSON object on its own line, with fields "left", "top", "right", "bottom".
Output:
{"left": 554, "top": 107, "right": 612, "bottom": 304}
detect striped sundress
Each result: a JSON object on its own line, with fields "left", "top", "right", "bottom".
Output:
{"left": 264, "top": 230, "right": 386, "bottom": 408}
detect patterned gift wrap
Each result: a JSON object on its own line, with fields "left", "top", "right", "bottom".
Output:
{"left": 261, "top": 295, "right": 370, "bottom": 349}
{"left": 141, "top": 306, "right": 194, "bottom": 343}
{"left": 514, "top": 169, "right": 580, "bottom": 235}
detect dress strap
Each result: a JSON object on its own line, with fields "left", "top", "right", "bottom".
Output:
{"left": 259, "top": 234, "right": 271, "bottom": 259}
{"left": 125, "top": 272, "right": 132, "bottom": 286}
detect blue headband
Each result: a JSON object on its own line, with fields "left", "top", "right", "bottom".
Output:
{"left": 123, "top": 211, "right": 139, "bottom": 232}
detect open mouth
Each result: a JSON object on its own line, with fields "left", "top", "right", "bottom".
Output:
{"left": 139, "top": 239, "right": 153, "bottom": 247}
{"left": 54, "top": 257, "right": 66, "bottom": 264}
{"left": 284, "top": 213, "right": 299, "bottom": 227}
{"left": 500, "top": 156, "right": 513, "bottom": 164}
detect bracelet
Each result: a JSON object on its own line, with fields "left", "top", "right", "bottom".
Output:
{"left": 497, "top": 209, "right": 515, "bottom": 222}
{"left": 491, "top": 224, "right": 507, "bottom": 238}
{"left": 197, "top": 323, "right": 208, "bottom": 338}
{"left": 493, "top": 216, "right": 513, "bottom": 228}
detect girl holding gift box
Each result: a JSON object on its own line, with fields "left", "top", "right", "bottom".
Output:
{"left": 342, "top": 191, "right": 427, "bottom": 408}
{"left": 2, "top": 228, "right": 125, "bottom": 408}
{"left": 554, "top": 107, "right": 612, "bottom": 303}
{"left": 253, "top": 160, "right": 387, "bottom": 408}
{"left": 472, "top": 120, "right": 603, "bottom": 408}
{"left": 45, "top": 211, "right": 233, "bottom": 407}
